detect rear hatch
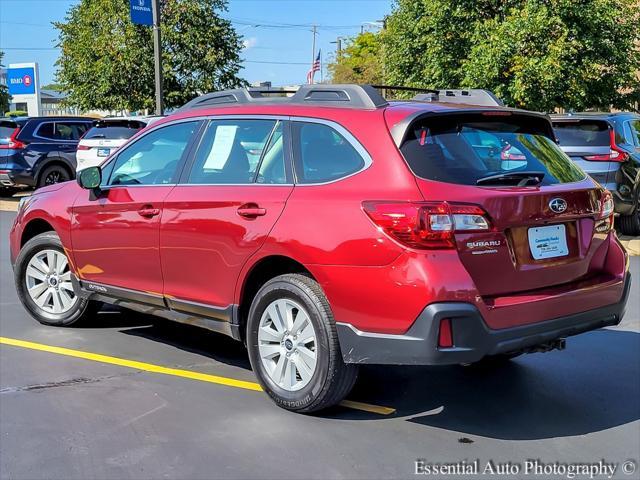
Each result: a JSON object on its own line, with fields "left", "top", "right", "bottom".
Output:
{"left": 0, "top": 119, "right": 20, "bottom": 164}
{"left": 394, "top": 111, "right": 611, "bottom": 297}
{"left": 78, "top": 119, "right": 146, "bottom": 157}
{"left": 551, "top": 118, "right": 615, "bottom": 186}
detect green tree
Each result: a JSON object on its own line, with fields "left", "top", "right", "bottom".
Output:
{"left": 0, "top": 51, "right": 10, "bottom": 115}
{"left": 55, "top": 0, "right": 244, "bottom": 111}
{"left": 381, "top": 0, "right": 640, "bottom": 111}
{"left": 327, "top": 32, "right": 384, "bottom": 84}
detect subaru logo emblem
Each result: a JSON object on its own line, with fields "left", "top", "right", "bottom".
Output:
{"left": 549, "top": 198, "right": 568, "bottom": 214}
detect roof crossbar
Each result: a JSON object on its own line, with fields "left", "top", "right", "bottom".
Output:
{"left": 413, "top": 89, "right": 504, "bottom": 107}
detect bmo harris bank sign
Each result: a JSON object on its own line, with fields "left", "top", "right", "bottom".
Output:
{"left": 7, "top": 67, "right": 36, "bottom": 95}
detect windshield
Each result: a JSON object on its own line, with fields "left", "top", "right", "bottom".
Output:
{"left": 552, "top": 120, "right": 610, "bottom": 147}
{"left": 84, "top": 122, "right": 144, "bottom": 140}
{"left": 400, "top": 113, "right": 586, "bottom": 186}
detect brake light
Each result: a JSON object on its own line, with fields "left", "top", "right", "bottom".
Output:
{"left": 362, "top": 201, "right": 491, "bottom": 249}
{"left": 584, "top": 130, "right": 628, "bottom": 162}
{"left": 438, "top": 318, "right": 453, "bottom": 348}
{"left": 0, "top": 128, "right": 25, "bottom": 150}
{"left": 77, "top": 145, "right": 91, "bottom": 150}
{"left": 500, "top": 144, "right": 526, "bottom": 161}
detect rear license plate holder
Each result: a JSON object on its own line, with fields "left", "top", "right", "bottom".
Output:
{"left": 97, "top": 148, "right": 110, "bottom": 157}
{"left": 528, "top": 224, "right": 569, "bottom": 260}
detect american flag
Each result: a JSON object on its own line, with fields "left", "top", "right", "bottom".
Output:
{"left": 306, "top": 50, "right": 321, "bottom": 84}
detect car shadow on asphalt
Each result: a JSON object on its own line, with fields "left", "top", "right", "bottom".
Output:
{"left": 101, "top": 307, "right": 639, "bottom": 439}
{"left": 343, "top": 328, "right": 640, "bottom": 439}
{"left": 117, "top": 313, "right": 252, "bottom": 370}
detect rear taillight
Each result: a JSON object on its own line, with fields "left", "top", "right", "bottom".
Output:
{"left": 584, "top": 130, "right": 628, "bottom": 162}
{"left": 77, "top": 145, "right": 91, "bottom": 150}
{"left": 362, "top": 201, "right": 491, "bottom": 249}
{"left": 0, "top": 128, "right": 25, "bottom": 150}
{"left": 500, "top": 144, "right": 526, "bottom": 161}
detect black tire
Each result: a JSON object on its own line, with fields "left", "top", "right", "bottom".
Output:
{"left": 37, "top": 164, "right": 71, "bottom": 189}
{"left": 14, "top": 231, "right": 96, "bottom": 326}
{"left": 618, "top": 209, "right": 640, "bottom": 236}
{"left": 246, "top": 273, "right": 358, "bottom": 413}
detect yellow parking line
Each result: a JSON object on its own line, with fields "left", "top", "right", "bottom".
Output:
{"left": 0, "top": 336, "right": 395, "bottom": 416}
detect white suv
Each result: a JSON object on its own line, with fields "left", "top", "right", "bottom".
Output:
{"left": 76, "top": 116, "right": 163, "bottom": 171}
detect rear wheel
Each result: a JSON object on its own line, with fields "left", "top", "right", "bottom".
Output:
{"left": 618, "top": 192, "right": 640, "bottom": 236}
{"left": 37, "top": 164, "right": 71, "bottom": 189}
{"left": 15, "top": 232, "right": 95, "bottom": 326}
{"left": 247, "top": 273, "right": 358, "bottom": 413}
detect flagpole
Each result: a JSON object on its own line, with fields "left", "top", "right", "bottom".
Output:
{"left": 310, "top": 25, "right": 317, "bottom": 84}
{"left": 320, "top": 50, "right": 323, "bottom": 83}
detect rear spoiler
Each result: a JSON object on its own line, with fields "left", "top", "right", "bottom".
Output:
{"left": 389, "top": 109, "right": 553, "bottom": 148}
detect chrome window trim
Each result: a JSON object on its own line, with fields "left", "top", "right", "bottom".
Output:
{"left": 32, "top": 120, "right": 93, "bottom": 142}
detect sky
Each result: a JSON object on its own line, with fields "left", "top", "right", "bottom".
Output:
{"left": 0, "top": 0, "right": 392, "bottom": 87}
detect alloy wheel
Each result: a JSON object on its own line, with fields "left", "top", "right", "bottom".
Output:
{"left": 25, "top": 249, "right": 77, "bottom": 314}
{"left": 258, "top": 298, "right": 317, "bottom": 392}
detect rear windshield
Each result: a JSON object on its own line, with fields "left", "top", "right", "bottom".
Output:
{"left": 400, "top": 113, "right": 585, "bottom": 186}
{"left": 84, "top": 122, "right": 144, "bottom": 140}
{"left": 552, "top": 120, "right": 610, "bottom": 146}
{"left": 0, "top": 121, "right": 18, "bottom": 144}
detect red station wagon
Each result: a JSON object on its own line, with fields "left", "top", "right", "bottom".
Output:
{"left": 10, "top": 85, "right": 631, "bottom": 412}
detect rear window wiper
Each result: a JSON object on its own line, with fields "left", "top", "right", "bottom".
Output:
{"left": 476, "top": 171, "right": 545, "bottom": 186}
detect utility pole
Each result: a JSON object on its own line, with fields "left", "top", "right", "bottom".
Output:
{"left": 152, "top": 0, "right": 163, "bottom": 115}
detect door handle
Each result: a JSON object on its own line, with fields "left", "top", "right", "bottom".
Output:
{"left": 138, "top": 207, "right": 160, "bottom": 218}
{"left": 237, "top": 204, "right": 267, "bottom": 218}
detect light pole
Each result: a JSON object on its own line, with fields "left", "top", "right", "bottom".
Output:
{"left": 152, "top": 0, "right": 163, "bottom": 115}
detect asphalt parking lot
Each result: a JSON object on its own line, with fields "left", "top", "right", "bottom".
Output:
{"left": 0, "top": 207, "right": 639, "bottom": 480}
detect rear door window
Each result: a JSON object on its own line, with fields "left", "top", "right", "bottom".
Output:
{"left": 400, "top": 113, "right": 585, "bottom": 186}
{"left": 35, "top": 121, "right": 90, "bottom": 141}
{"left": 292, "top": 122, "right": 366, "bottom": 183}
{"left": 186, "top": 119, "right": 283, "bottom": 184}
{"left": 553, "top": 120, "right": 610, "bottom": 146}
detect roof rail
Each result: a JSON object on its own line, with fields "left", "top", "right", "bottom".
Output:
{"left": 177, "top": 84, "right": 388, "bottom": 112}
{"left": 413, "top": 89, "right": 503, "bottom": 107}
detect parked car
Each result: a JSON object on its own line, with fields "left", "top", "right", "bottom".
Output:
{"left": 551, "top": 113, "right": 640, "bottom": 235}
{"left": 10, "top": 85, "right": 630, "bottom": 413}
{"left": 76, "top": 116, "right": 163, "bottom": 172}
{"left": 1, "top": 117, "right": 30, "bottom": 193}
{"left": 0, "top": 116, "right": 95, "bottom": 190}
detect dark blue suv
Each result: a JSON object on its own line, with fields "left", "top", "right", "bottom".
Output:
{"left": 0, "top": 116, "right": 94, "bottom": 191}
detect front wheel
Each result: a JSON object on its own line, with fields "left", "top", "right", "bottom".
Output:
{"left": 247, "top": 274, "right": 358, "bottom": 413}
{"left": 14, "top": 232, "right": 95, "bottom": 326}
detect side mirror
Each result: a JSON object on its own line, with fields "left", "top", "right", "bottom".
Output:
{"left": 77, "top": 166, "right": 102, "bottom": 190}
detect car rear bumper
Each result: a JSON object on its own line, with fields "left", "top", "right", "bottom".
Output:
{"left": 337, "top": 271, "right": 631, "bottom": 365}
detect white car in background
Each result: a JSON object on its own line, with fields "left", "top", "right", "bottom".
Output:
{"left": 75, "top": 116, "right": 163, "bottom": 172}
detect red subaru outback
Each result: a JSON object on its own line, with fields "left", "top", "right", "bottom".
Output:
{"left": 10, "top": 85, "right": 631, "bottom": 412}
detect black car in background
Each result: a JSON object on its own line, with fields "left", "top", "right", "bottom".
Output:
{"left": 0, "top": 116, "right": 95, "bottom": 191}
{"left": 551, "top": 112, "right": 640, "bottom": 235}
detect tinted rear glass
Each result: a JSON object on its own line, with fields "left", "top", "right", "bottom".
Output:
{"left": 84, "top": 123, "right": 143, "bottom": 140}
{"left": 552, "top": 120, "right": 610, "bottom": 146}
{"left": 400, "top": 113, "right": 585, "bottom": 186}
{"left": 0, "top": 121, "right": 18, "bottom": 143}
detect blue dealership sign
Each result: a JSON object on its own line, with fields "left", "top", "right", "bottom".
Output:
{"left": 130, "top": 0, "right": 154, "bottom": 26}
{"left": 7, "top": 67, "right": 36, "bottom": 95}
